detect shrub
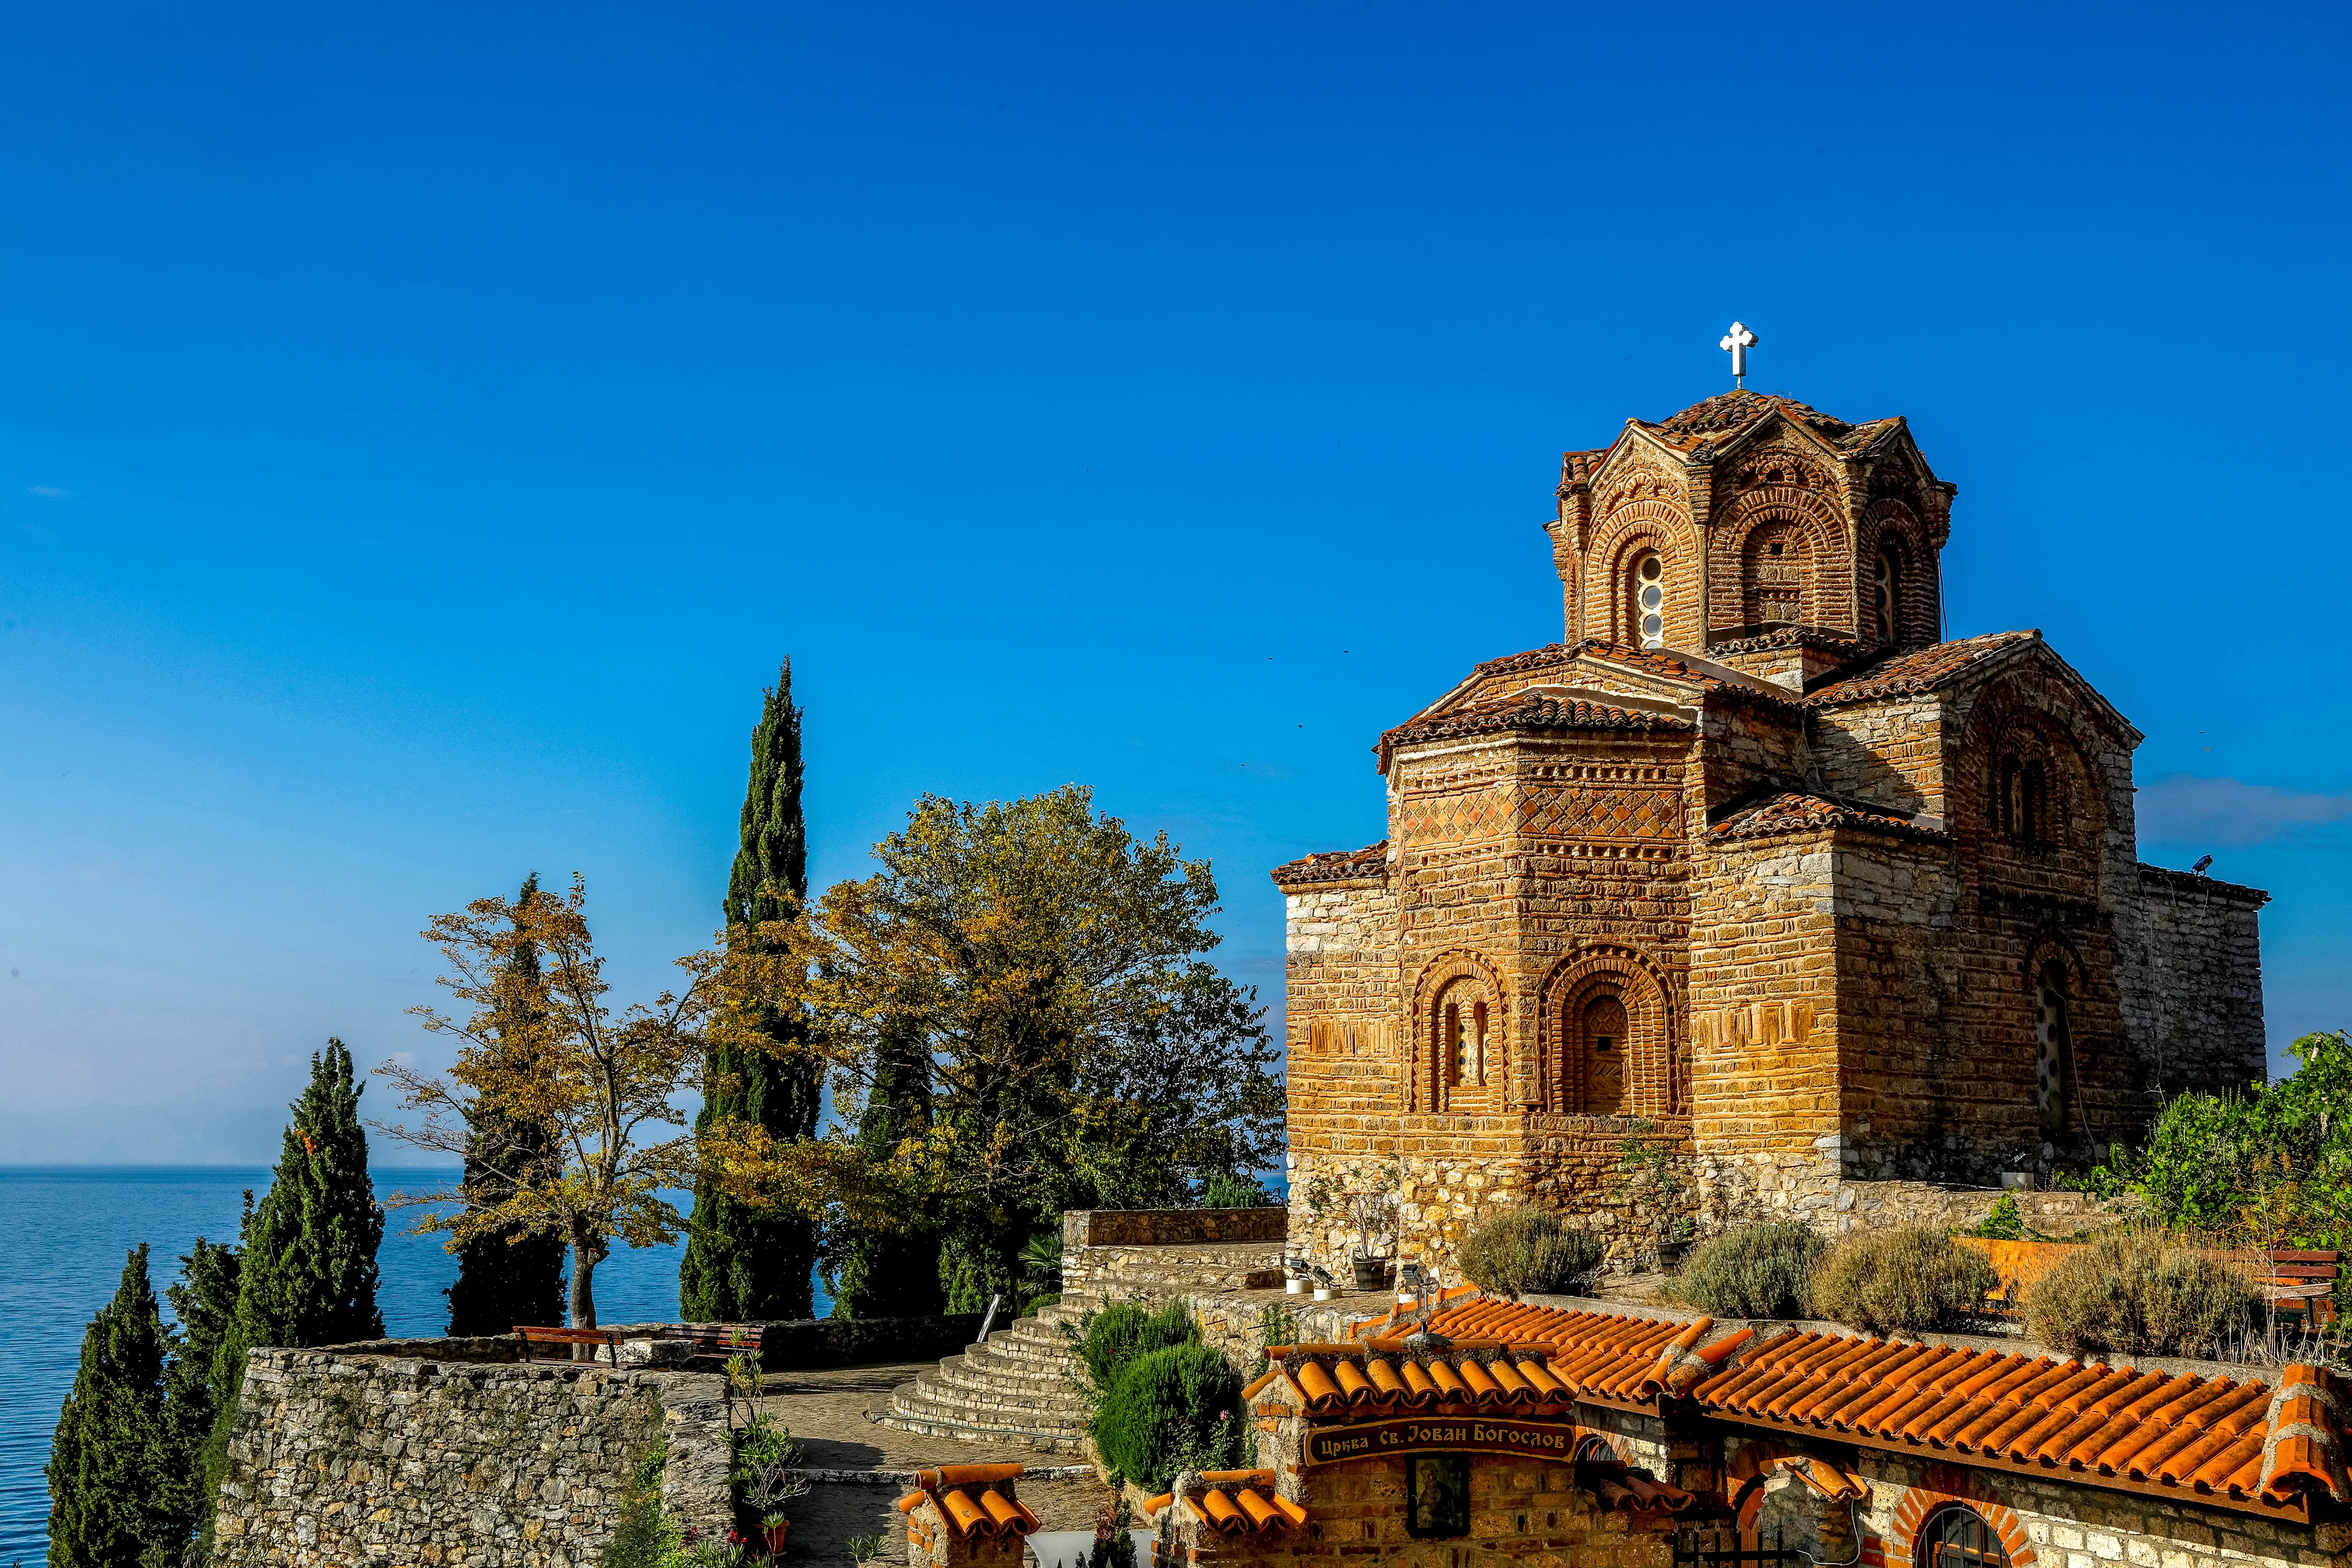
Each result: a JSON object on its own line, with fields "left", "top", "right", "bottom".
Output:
{"left": 1090, "top": 1341, "right": 1245, "bottom": 1490}
{"left": 2021, "top": 1230, "right": 2263, "bottom": 1357}
{"left": 1966, "top": 1193, "right": 2026, "bottom": 1240}
{"left": 1458, "top": 1207, "right": 1604, "bottom": 1300}
{"left": 1811, "top": 1226, "right": 1999, "bottom": 1335}
{"left": 1069, "top": 1297, "right": 1197, "bottom": 1408}
{"left": 1199, "top": 1170, "right": 1279, "bottom": 1208}
{"left": 1672, "top": 1223, "right": 1825, "bottom": 1318}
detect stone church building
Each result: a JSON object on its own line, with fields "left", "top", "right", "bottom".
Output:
{"left": 1273, "top": 389, "right": 2269, "bottom": 1268}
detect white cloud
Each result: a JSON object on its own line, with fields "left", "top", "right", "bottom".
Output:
{"left": 2138, "top": 774, "right": 2352, "bottom": 847}
{"left": 27, "top": 484, "right": 72, "bottom": 499}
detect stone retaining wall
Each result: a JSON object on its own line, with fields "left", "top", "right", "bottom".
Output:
{"left": 1062, "top": 1207, "right": 1287, "bottom": 1248}
{"left": 211, "top": 1340, "right": 734, "bottom": 1568}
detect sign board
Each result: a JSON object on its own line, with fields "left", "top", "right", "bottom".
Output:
{"left": 1304, "top": 1417, "right": 1581, "bottom": 1468}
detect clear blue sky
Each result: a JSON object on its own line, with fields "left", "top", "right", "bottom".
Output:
{"left": 2, "top": 2, "right": 2345, "bottom": 1163}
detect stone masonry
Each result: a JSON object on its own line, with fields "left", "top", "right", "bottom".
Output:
{"left": 210, "top": 1338, "right": 734, "bottom": 1568}
{"left": 1275, "top": 390, "right": 2271, "bottom": 1277}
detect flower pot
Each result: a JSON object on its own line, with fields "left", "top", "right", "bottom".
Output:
{"left": 1351, "top": 1257, "right": 1391, "bottom": 1292}
{"left": 763, "top": 1520, "right": 790, "bottom": 1556}
{"left": 1312, "top": 1286, "right": 1336, "bottom": 1302}
{"left": 1284, "top": 1276, "right": 1305, "bottom": 1295}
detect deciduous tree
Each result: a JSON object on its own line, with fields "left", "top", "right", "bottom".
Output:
{"left": 377, "top": 875, "right": 800, "bottom": 1332}
{"left": 797, "top": 786, "right": 1283, "bottom": 1311}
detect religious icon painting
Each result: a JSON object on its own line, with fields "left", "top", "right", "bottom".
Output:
{"left": 1406, "top": 1453, "right": 1471, "bottom": 1540}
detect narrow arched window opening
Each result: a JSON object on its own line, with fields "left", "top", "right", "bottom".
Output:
{"left": 1630, "top": 551, "right": 1666, "bottom": 649}
{"left": 2035, "top": 962, "right": 2073, "bottom": 1142}
{"left": 1874, "top": 543, "right": 1902, "bottom": 644}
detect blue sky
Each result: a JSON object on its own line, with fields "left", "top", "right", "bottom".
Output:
{"left": 1, "top": 1, "right": 2346, "bottom": 1162}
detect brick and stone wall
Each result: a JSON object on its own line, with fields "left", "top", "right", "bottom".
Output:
{"left": 2118, "top": 865, "right": 2269, "bottom": 1096}
{"left": 210, "top": 1340, "right": 734, "bottom": 1568}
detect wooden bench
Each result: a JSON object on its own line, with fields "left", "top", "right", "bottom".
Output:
{"left": 2252, "top": 1250, "right": 2339, "bottom": 1324}
{"left": 513, "top": 1325, "right": 624, "bottom": 1364}
{"left": 666, "top": 1321, "right": 766, "bottom": 1366}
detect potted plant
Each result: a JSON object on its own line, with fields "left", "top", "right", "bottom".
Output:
{"left": 1309, "top": 1172, "right": 1401, "bottom": 1291}
{"left": 733, "top": 1413, "right": 807, "bottom": 1561}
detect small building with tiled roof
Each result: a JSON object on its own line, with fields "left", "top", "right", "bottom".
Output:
{"left": 1137, "top": 1291, "right": 2350, "bottom": 1568}
{"left": 1271, "top": 390, "right": 2270, "bottom": 1276}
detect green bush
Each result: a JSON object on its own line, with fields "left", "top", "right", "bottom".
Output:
{"left": 1199, "top": 1170, "right": 1279, "bottom": 1208}
{"left": 1069, "top": 1297, "right": 1197, "bottom": 1408}
{"left": 1811, "top": 1226, "right": 1999, "bottom": 1335}
{"left": 2021, "top": 1231, "right": 2263, "bottom": 1357}
{"left": 1090, "top": 1341, "right": 1245, "bottom": 1490}
{"left": 1966, "top": 1193, "right": 2026, "bottom": 1240}
{"left": 1458, "top": 1207, "right": 1604, "bottom": 1300}
{"left": 1671, "top": 1223, "right": 1824, "bottom": 1317}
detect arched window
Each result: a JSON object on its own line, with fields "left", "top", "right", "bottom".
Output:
{"left": 1630, "top": 551, "right": 1666, "bottom": 649}
{"left": 1997, "top": 755, "right": 2050, "bottom": 844}
{"left": 1577, "top": 995, "right": 1627, "bottom": 1115}
{"left": 1919, "top": 1506, "right": 2011, "bottom": 1568}
{"left": 2035, "top": 962, "right": 2073, "bottom": 1140}
{"left": 1444, "top": 998, "right": 1488, "bottom": 1090}
{"left": 1874, "top": 542, "right": 1902, "bottom": 644}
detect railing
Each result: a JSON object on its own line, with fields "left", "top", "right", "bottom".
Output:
{"left": 1675, "top": 1527, "right": 1804, "bottom": 1568}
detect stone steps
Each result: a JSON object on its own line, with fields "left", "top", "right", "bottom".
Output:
{"left": 870, "top": 1302, "right": 1096, "bottom": 1455}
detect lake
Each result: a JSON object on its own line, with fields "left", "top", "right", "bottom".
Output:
{"left": 0, "top": 1165, "right": 826, "bottom": 1564}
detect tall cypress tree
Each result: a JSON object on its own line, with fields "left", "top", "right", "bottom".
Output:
{"left": 160, "top": 1224, "right": 242, "bottom": 1547}
{"left": 445, "top": 873, "right": 569, "bottom": 1335}
{"left": 826, "top": 1023, "right": 944, "bottom": 1318}
{"left": 47, "top": 1245, "right": 175, "bottom": 1568}
{"left": 197, "top": 1041, "right": 385, "bottom": 1544}
{"left": 680, "top": 660, "right": 822, "bottom": 1321}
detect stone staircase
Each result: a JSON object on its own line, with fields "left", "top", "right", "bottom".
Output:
{"left": 872, "top": 1297, "right": 1099, "bottom": 1454}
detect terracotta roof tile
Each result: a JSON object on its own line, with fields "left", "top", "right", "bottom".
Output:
{"left": 1380, "top": 690, "right": 1694, "bottom": 757}
{"left": 1707, "top": 625, "right": 1872, "bottom": 661}
{"left": 1802, "top": 630, "right": 2040, "bottom": 706}
{"left": 1269, "top": 841, "right": 1388, "bottom": 888}
{"left": 1301, "top": 1295, "right": 2349, "bottom": 1516}
{"left": 897, "top": 1464, "right": 1041, "bottom": 1539}
{"left": 1709, "top": 792, "right": 1951, "bottom": 846}
{"left": 1170, "top": 1469, "right": 1309, "bottom": 1535}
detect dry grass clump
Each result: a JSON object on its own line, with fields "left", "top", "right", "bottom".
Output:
{"left": 1459, "top": 1206, "right": 1605, "bottom": 1300}
{"left": 1670, "top": 1223, "right": 1825, "bottom": 1318}
{"left": 1811, "top": 1225, "right": 1999, "bottom": 1335}
{"left": 2021, "top": 1229, "right": 2263, "bottom": 1358}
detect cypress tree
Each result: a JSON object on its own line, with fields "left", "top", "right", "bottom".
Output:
{"left": 197, "top": 1041, "right": 385, "bottom": 1544}
{"left": 46, "top": 1245, "right": 175, "bottom": 1568}
{"left": 445, "top": 873, "right": 569, "bottom": 1336}
{"left": 160, "top": 1224, "right": 242, "bottom": 1545}
{"left": 826, "top": 1023, "right": 944, "bottom": 1317}
{"left": 680, "top": 660, "right": 823, "bottom": 1322}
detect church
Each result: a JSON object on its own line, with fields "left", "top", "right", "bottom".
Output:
{"left": 1272, "top": 380, "right": 2271, "bottom": 1270}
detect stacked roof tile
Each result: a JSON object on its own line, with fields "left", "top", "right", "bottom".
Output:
{"left": 1286, "top": 1297, "right": 2349, "bottom": 1517}
{"left": 2137, "top": 862, "right": 2272, "bottom": 906}
{"left": 1801, "top": 631, "right": 2038, "bottom": 706}
{"left": 1379, "top": 692, "right": 1694, "bottom": 760}
{"left": 1709, "top": 793, "right": 1950, "bottom": 846}
{"left": 1268, "top": 842, "right": 1388, "bottom": 888}
{"left": 1142, "top": 1470, "right": 1309, "bottom": 1535}
{"left": 895, "top": 1463, "right": 1042, "bottom": 1538}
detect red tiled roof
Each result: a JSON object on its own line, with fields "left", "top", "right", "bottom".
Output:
{"left": 895, "top": 1463, "right": 1041, "bottom": 1539}
{"left": 1709, "top": 792, "right": 1950, "bottom": 846}
{"left": 1634, "top": 391, "right": 1905, "bottom": 458}
{"left": 1379, "top": 690, "right": 1695, "bottom": 758}
{"left": 1142, "top": 1469, "right": 1309, "bottom": 1535}
{"left": 1802, "top": 631, "right": 2039, "bottom": 706}
{"left": 1269, "top": 842, "right": 1388, "bottom": 888}
{"left": 2138, "top": 862, "right": 2271, "bottom": 907}
{"left": 1291, "top": 1297, "right": 2348, "bottom": 1517}
{"left": 1707, "top": 625, "right": 1871, "bottom": 661}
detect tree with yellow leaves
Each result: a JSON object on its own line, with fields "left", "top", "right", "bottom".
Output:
{"left": 375, "top": 875, "right": 804, "bottom": 1331}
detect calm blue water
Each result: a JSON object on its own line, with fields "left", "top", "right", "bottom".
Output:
{"left": 0, "top": 1166, "right": 826, "bottom": 1564}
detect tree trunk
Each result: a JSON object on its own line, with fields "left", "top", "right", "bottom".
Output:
{"left": 568, "top": 1226, "right": 598, "bottom": 1359}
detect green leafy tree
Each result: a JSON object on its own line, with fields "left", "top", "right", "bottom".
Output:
{"left": 794, "top": 785, "right": 1285, "bottom": 1311}
{"left": 682, "top": 661, "right": 824, "bottom": 1322}
{"left": 198, "top": 1041, "right": 385, "bottom": 1545}
{"left": 46, "top": 1245, "right": 176, "bottom": 1568}
{"left": 2087, "top": 1029, "right": 2352, "bottom": 1248}
{"left": 445, "top": 873, "right": 570, "bottom": 1335}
